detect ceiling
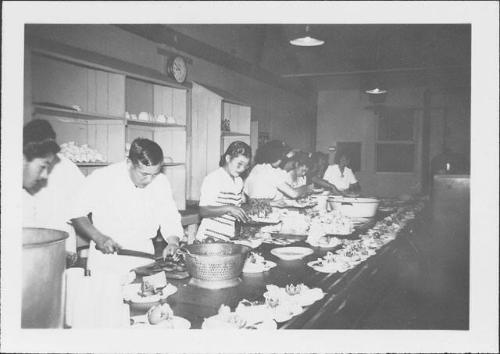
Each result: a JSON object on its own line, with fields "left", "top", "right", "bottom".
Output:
{"left": 119, "top": 24, "right": 471, "bottom": 94}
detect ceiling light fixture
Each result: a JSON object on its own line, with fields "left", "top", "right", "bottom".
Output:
{"left": 290, "top": 25, "right": 324, "bottom": 47}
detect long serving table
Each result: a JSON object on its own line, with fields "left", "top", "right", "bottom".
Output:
{"left": 130, "top": 202, "right": 426, "bottom": 329}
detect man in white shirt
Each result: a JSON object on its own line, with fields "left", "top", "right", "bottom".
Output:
{"left": 323, "top": 153, "right": 361, "bottom": 194}
{"left": 23, "top": 119, "right": 84, "bottom": 261}
{"left": 71, "top": 138, "right": 183, "bottom": 277}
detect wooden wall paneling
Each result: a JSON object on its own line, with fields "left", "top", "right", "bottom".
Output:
{"left": 86, "top": 69, "right": 97, "bottom": 113}
{"left": 222, "top": 101, "right": 230, "bottom": 127}
{"left": 163, "top": 165, "right": 187, "bottom": 210}
{"left": 107, "top": 121, "right": 126, "bottom": 162}
{"left": 32, "top": 54, "right": 88, "bottom": 111}
{"left": 95, "top": 70, "right": 109, "bottom": 115}
{"left": 107, "top": 72, "right": 125, "bottom": 117}
{"left": 221, "top": 135, "right": 251, "bottom": 154}
{"left": 250, "top": 120, "right": 259, "bottom": 160}
{"left": 126, "top": 125, "right": 154, "bottom": 144}
{"left": 154, "top": 128, "right": 186, "bottom": 163}
{"left": 153, "top": 84, "right": 171, "bottom": 117}
{"left": 173, "top": 88, "right": 187, "bottom": 125}
{"left": 189, "top": 84, "right": 204, "bottom": 200}
{"left": 126, "top": 78, "right": 153, "bottom": 115}
{"left": 205, "top": 96, "right": 222, "bottom": 176}
{"left": 240, "top": 105, "right": 251, "bottom": 134}
{"left": 39, "top": 115, "right": 88, "bottom": 146}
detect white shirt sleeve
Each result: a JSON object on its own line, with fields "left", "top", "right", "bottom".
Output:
{"left": 71, "top": 169, "right": 101, "bottom": 220}
{"left": 345, "top": 167, "right": 358, "bottom": 184}
{"left": 199, "top": 173, "right": 219, "bottom": 206}
{"left": 158, "top": 176, "right": 184, "bottom": 240}
{"left": 323, "top": 165, "right": 335, "bottom": 184}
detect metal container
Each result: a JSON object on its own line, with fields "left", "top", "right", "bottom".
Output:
{"left": 329, "top": 197, "right": 380, "bottom": 218}
{"left": 184, "top": 243, "right": 251, "bottom": 289}
{"left": 22, "top": 227, "right": 68, "bottom": 328}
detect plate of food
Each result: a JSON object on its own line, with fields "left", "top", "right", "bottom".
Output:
{"left": 202, "top": 305, "right": 277, "bottom": 330}
{"left": 245, "top": 216, "right": 282, "bottom": 225}
{"left": 270, "top": 246, "right": 314, "bottom": 261}
{"left": 130, "top": 303, "right": 190, "bottom": 329}
{"left": 242, "top": 252, "right": 277, "bottom": 273}
{"left": 307, "top": 252, "right": 341, "bottom": 273}
{"left": 123, "top": 273, "right": 177, "bottom": 304}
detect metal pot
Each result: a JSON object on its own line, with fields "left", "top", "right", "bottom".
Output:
{"left": 329, "top": 197, "right": 380, "bottom": 218}
{"left": 22, "top": 227, "right": 68, "bottom": 328}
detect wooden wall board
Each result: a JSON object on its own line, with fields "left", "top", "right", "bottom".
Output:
{"left": 126, "top": 78, "right": 154, "bottom": 115}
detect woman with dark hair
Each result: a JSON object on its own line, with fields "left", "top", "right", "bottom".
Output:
{"left": 244, "top": 140, "right": 312, "bottom": 201}
{"left": 323, "top": 151, "right": 361, "bottom": 195}
{"left": 286, "top": 151, "right": 313, "bottom": 188}
{"left": 71, "top": 138, "right": 184, "bottom": 280}
{"left": 196, "top": 141, "right": 252, "bottom": 242}
{"left": 306, "top": 151, "right": 346, "bottom": 195}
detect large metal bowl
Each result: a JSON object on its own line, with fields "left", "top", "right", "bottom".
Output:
{"left": 184, "top": 243, "right": 251, "bottom": 289}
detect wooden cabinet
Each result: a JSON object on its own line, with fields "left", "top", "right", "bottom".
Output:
{"left": 31, "top": 53, "right": 188, "bottom": 210}
{"left": 190, "top": 82, "right": 253, "bottom": 201}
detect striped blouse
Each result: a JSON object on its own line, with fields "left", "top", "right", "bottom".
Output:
{"left": 196, "top": 167, "right": 244, "bottom": 241}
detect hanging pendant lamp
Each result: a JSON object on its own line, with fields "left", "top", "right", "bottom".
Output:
{"left": 290, "top": 25, "right": 325, "bottom": 47}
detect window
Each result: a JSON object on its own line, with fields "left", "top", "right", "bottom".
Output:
{"left": 376, "top": 108, "right": 416, "bottom": 172}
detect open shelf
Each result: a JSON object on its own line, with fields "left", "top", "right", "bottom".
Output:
{"left": 126, "top": 119, "right": 185, "bottom": 128}
{"left": 221, "top": 131, "right": 250, "bottom": 137}
{"left": 75, "top": 162, "right": 110, "bottom": 167}
{"left": 33, "top": 104, "right": 124, "bottom": 121}
{"left": 163, "top": 162, "right": 185, "bottom": 167}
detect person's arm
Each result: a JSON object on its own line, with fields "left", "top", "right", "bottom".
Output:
{"left": 199, "top": 205, "right": 249, "bottom": 222}
{"left": 71, "top": 216, "right": 121, "bottom": 254}
{"left": 276, "top": 182, "right": 312, "bottom": 199}
{"left": 159, "top": 178, "right": 185, "bottom": 257}
{"left": 311, "top": 176, "right": 346, "bottom": 196}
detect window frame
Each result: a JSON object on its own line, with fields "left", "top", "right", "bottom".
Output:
{"left": 375, "top": 107, "right": 418, "bottom": 174}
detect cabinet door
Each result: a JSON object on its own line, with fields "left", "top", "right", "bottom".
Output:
{"left": 32, "top": 54, "right": 88, "bottom": 111}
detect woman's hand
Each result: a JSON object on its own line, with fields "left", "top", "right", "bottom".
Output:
{"left": 95, "top": 234, "right": 122, "bottom": 254}
{"left": 225, "top": 205, "right": 250, "bottom": 223}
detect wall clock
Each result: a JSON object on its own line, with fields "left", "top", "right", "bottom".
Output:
{"left": 167, "top": 56, "right": 187, "bottom": 83}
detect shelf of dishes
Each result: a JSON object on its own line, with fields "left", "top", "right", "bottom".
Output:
{"left": 125, "top": 112, "right": 184, "bottom": 127}
{"left": 33, "top": 104, "right": 185, "bottom": 127}
{"left": 62, "top": 142, "right": 182, "bottom": 166}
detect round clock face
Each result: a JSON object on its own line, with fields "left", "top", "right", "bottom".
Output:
{"left": 169, "top": 56, "right": 187, "bottom": 83}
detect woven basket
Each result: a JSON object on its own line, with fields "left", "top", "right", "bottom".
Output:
{"left": 184, "top": 243, "right": 250, "bottom": 281}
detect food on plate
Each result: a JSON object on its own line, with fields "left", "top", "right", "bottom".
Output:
{"left": 147, "top": 303, "right": 175, "bottom": 325}
{"left": 243, "top": 252, "right": 276, "bottom": 273}
{"left": 279, "top": 212, "right": 310, "bottom": 235}
{"left": 285, "top": 283, "right": 304, "bottom": 296}
{"left": 243, "top": 198, "right": 273, "bottom": 218}
{"left": 138, "top": 272, "right": 168, "bottom": 298}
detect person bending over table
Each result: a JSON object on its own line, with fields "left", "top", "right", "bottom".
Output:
{"left": 323, "top": 152, "right": 361, "bottom": 196}
{"left": 23, "top": 119, "right": 85, "bottom": 265}
{"left": 196, "top": 141, "right": 251, "bottom": 242}
{"left": 71, "top": 138, "right": 183, "bottom": 279}
{"left": 244, "top": 140, "right": 312, "bottom": 202}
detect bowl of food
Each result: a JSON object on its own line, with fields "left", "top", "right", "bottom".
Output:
{"left": 183, "top": 243, "right": 251, "bottom": 289}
